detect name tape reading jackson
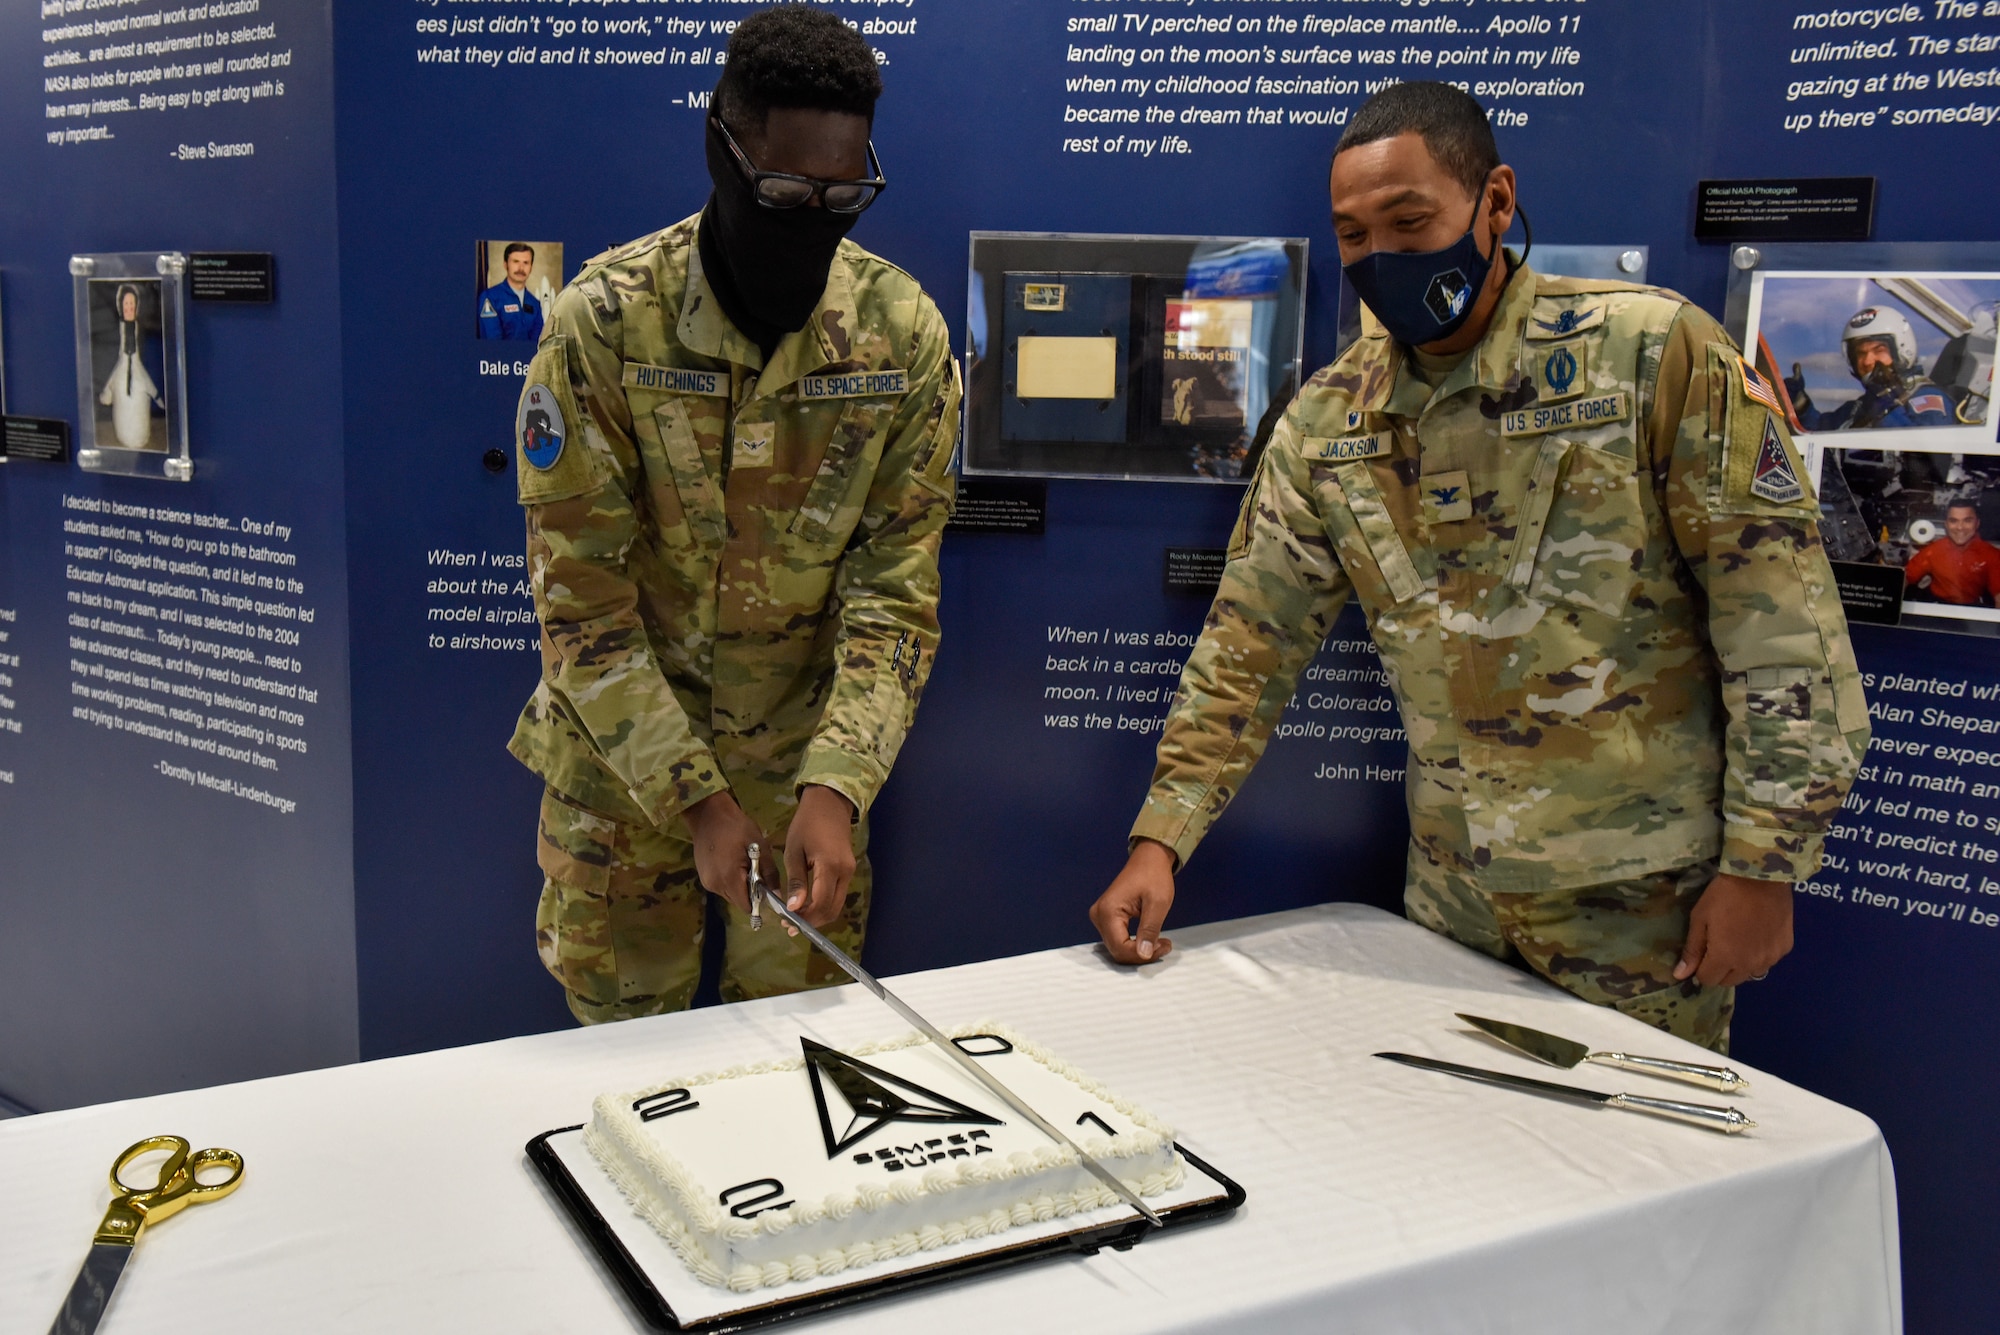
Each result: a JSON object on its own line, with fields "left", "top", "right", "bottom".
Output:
{"left": 798, "top": 370, "right": 908, "bottom": 400}
{"left": 623, "top": 363, "right": 728, "bottom": 396}
{"left": 1306, "top": 432, "right": 1390, "bottom": 461}
{"left": 1501, "top": 391, "right": 1630, "bottom": 437}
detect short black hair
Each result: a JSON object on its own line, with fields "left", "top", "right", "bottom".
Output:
{"left": 504, "top": 243, "right": 534, "bottom": 262}
{"left": 715, "top": 5, "right": 882, "bottom": 133}
{"left": 1947, "top": 499, "right": 1979, "bottom": 514}
{"left": 1335, "top": 82, "right": 1499, "bottom": 197}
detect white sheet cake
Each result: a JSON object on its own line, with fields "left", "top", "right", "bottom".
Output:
{"left": 584, "top": 1023, "right": 1184, "bottom": 1291}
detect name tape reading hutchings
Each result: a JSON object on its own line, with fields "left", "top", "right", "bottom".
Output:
{"left": 623, "top": 363, "right": 728, "bottom": 396}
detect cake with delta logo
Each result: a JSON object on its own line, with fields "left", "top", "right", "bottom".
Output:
{"left": 583, "top": 1023, "right": 1185, "bottom": 1291}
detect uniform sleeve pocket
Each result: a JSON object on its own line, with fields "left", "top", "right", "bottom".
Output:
{"left": 1508, "top": 438, "right": 1647, "bottom": 617}
{"left": 1728, "top": 665, "right": 1818, "bottom": 810}
{"left": 1315, "top": 461, "right": 1424, "bottom": 606}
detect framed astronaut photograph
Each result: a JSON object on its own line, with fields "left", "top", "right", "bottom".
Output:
{"left": 71, "top": 251, "right": 192, "bottom": 482}
{"left": 475, "top": 240, "right": 562, "bottom": 342}
{"left": 965, "top": 232, "right": 1308, "bottom": 483}
{"left": 1730, "top": 243, "right": 2000, "bottom": 635}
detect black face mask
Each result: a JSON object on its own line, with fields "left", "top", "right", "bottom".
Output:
{"left": 699, "top": 116, "right": 859, "bottom": 355}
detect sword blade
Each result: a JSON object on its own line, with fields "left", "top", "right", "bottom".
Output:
{"left": 48, "top": 1244, "right": 131, "bottom": 1335}
{"left": 754, "top": 882, "right": 1163, "bottom": 1227}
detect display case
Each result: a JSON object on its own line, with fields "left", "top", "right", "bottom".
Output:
{"left": 965, "top": 232, "right": 1308, "bottom": 483}
{"left": 71, "top": 250, "right": 193, "bottom": 481}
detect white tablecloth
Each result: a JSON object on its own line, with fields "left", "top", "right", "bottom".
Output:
{"left": 0, "top": 905, "right": 1900, "bottom": 1334}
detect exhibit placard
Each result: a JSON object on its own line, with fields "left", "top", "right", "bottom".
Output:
{"left": 0, "top": 416, "right": 71, "bottom": 463}
{"left": 188, "top": 253, "right": 277, "bottom": 304}
{"left": 1696, "top": 178, "right": 1877, "bottom": 242}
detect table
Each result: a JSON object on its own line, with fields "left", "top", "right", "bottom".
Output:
{"left": 0, "top": 905, "right": 1900, "bottom": 1334}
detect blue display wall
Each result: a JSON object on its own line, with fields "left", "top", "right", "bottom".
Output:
{"left": 4, "top": 2, "right": 1996, "bottom": 1328}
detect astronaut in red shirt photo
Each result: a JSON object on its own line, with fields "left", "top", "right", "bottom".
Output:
{"left": 1905, "top": 500, "right": 2000, "bottom": 608}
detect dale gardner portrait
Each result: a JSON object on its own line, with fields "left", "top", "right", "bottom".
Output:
{"left": 89, "top": 278, "right": 167, "bottom": 452}
{"left": 476, "top": 240, "right": 563, "bottom": 341}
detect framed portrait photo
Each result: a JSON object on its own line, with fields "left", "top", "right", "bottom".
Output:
{"left": 1731, "top": 243, "right": 2000, "bottom": 635}
{"left": 71, "top": 251, "right": 192, "bottom": 481}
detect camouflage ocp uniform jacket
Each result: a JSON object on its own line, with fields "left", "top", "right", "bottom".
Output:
{"left": 509, "top": 215, "right": 961, "bottom": 831}
{"left": 1134, "top": 265, "right": 1870, "bottom": 893}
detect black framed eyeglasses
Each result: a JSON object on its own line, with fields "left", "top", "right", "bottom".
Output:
{"left": 712, "top": 114, "right": 887, "bottom": 214}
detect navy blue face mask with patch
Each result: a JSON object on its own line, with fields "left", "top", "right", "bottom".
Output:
{"left": 1342, "top": 190, "right": 1526, "bottom": 348}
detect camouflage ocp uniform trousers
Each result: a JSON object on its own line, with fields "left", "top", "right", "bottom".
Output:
{"left": 1405, "top": 846, "right": 1732, "bottom": 1052}
{"left": 534, "top": 788, "right": 870, "bottom": 1024}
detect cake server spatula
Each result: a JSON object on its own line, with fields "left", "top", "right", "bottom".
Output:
{"left": 1456, "top": 1013, "right": 1750, "bottom": 1094}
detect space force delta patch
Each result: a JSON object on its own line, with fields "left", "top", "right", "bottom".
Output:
{"left": 799, "top": 370, "right": 908, "bottom": 400}
{"left": 1501, "top": 391, "right": 1629, "bottom": 437}
{"left": 1750, "top": 416, "right": 1804, "bottom": 504}
{"left": 1306, "top": 433, "right": 1389, "bottom": 461}
{"left": 623, "top": 363, "right": 727, "bottom": 396}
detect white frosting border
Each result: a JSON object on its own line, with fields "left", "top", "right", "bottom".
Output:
{"left": 584, "top": 1022, "right": 1184, "bottom": 1292}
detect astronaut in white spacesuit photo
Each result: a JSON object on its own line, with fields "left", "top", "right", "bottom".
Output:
{"left": 95, "top": 282, "right": 164, "bottom": 451}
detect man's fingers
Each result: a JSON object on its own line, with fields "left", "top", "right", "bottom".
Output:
{"left": 1673, "top": 910, "right": 1709, "bottom": 981}
{"left": 1089, "top": 890, "right": 1142, "bottom": 963}
{"left": 1134, "top": 889, "right": 1171, "bottom": 962}
{"left": 808, "top": 857, "right": 853, "bottom": 929}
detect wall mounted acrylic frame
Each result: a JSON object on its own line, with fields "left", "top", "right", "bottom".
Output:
{"left": 965, "top": 232, "right": 1308, "bottom": 484}
{"left": 71, "top": 250, "right": 193, "bottom": 482}
{"left": 1727, "top": 242, "right": 2000, "bottom": 636}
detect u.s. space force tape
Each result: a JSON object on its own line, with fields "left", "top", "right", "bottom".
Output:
{"left": 798, "top": 370, "right": 908, "bottom": 399}
{"left": 1501, "top": 391, "right": 1629, "bottom": 437}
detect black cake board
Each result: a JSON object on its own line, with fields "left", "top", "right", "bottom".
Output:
{"left": 528, "top": 1125, "right": 1244, "bottom": 1332}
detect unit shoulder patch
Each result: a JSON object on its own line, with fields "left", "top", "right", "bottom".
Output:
{"left": 514, "top": 338, "right": 605, "bottom": 506}
{"left": 518, "top": 383, "right": 567, "bottom": 472}
{"left": 1749, "top": 416, "right": 1805, "bottom": 505}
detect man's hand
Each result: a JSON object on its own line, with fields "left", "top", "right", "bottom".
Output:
{"left": 1674, "top": 873, "right": 1794, "bottom": 989}
{"left": 783, "top": 784, "right": 858, "bottom": 930}
{"left": 683, "top": 790, "right": 766, "bottom": 913}
{"left": 1089, "top": 839, "right": 1178, "bottom": 965}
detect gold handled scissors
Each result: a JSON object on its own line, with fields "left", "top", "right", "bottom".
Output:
{"left": 49, "top": 1135, "right": 245, "bottom": 1335}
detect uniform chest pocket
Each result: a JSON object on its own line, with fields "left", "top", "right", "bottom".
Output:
{"left": 1504, "top": 437, "right": 1647, "bottom": 617}
{"left": 1313, "top": 461, "right": 1425, "bottom": 608}
{"left": 640, "top": 396, "right": 726, "bottom": 548}
{"left": 789, "top": 399, "right": 897, "bottom": 546}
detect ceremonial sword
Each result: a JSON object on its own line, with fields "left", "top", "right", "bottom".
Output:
{"left": 747, "top": 846, "right": 1163, "bottom": 1227}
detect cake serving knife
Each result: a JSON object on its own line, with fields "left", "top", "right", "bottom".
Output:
{"left": 1456, "top": 1012, "right": 1750, "bottom": 1094}
{"left": 1375, "top": 1052, "right": 1757, "bottom": 1134}
{"left": 748, "top": 851, "right": 1165, "bottom": 1227}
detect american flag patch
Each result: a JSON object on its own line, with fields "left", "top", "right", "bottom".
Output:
{"left": 1738, "top": 357, "right": 1784, "bottom": 415}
